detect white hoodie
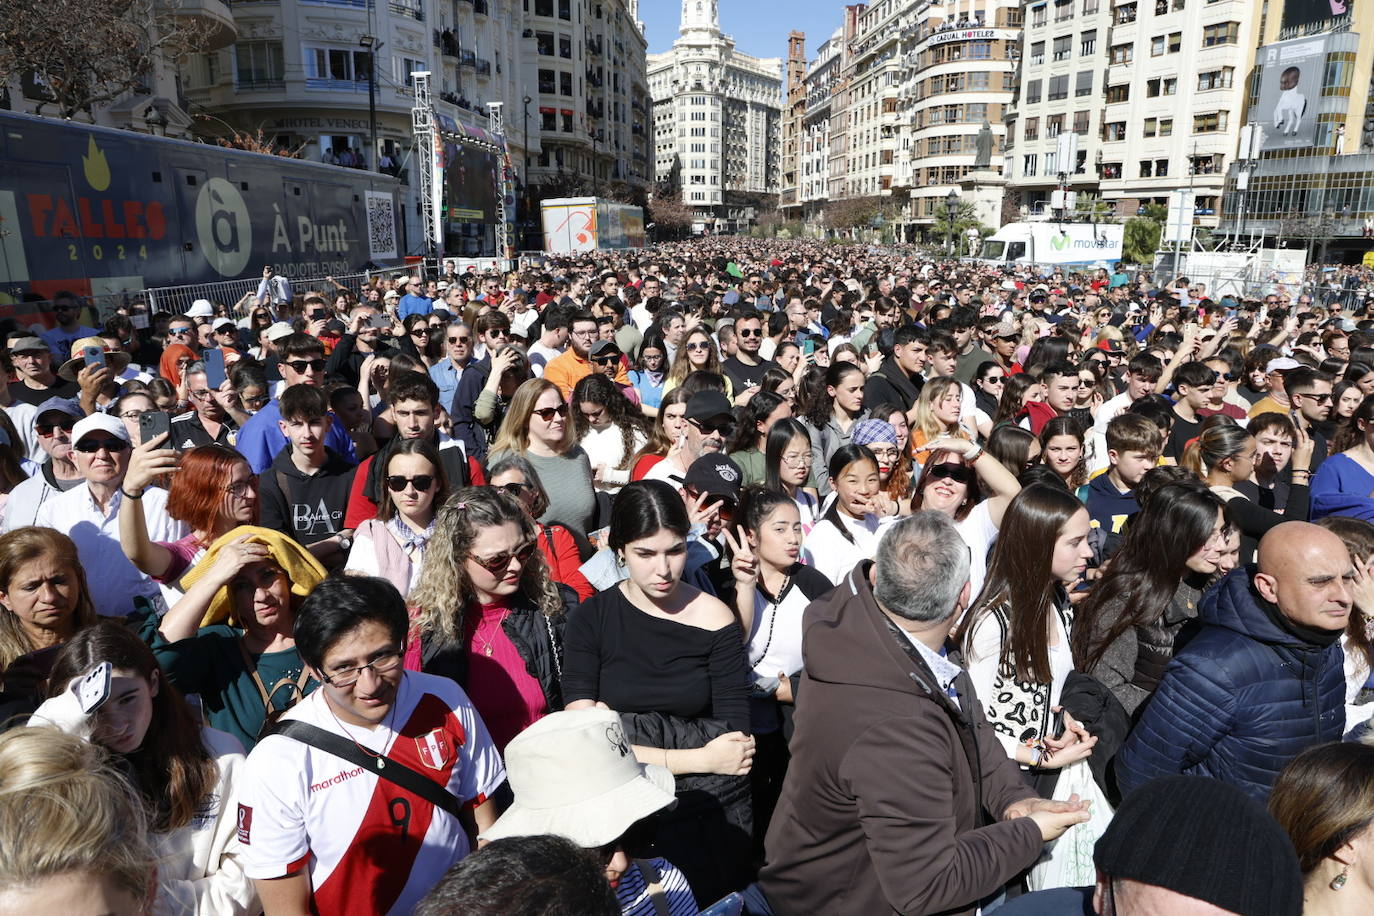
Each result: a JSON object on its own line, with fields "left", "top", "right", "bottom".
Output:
{"left": 30, "top": 693, "right": 259, "bottom": 915}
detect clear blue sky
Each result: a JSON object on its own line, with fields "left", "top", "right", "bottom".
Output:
{"left": 640, "top": 1, "right": 845, "bottom": 60}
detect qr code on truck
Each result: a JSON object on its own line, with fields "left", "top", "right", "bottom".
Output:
{"left": 365, "top": 191, "right": 398, "bottom": 261}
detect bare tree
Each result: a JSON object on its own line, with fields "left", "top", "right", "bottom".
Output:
{"left": 647, "top": 192, "right": 695, "bottom": 233}
{"left": 209, "top": 124, "right": 308, "bottom": 160}
{"left": 0, "top": 0, "right": 217, "bottom": 119}
{"left": 825, "top": 196, "right": 881, "bottom": 232}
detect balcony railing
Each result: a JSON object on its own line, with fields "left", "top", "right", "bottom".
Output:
{"left": 476, "top": 59, "right": 491, "bottom": 76}
{"left": 306, "top": 77, "right": 367, "bottom": 91}
{"left": 236, "top": 77, "right": 285, "bottom": 91}
{"left": 458, "top": 48, "right": 476, "bottom": 66}
{"left": 389, "top": 0, "right": 422, "bottom": 19}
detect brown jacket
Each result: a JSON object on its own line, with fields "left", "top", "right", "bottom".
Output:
{"left": 758, "top": 562, "right": 1043, "bottom": 916}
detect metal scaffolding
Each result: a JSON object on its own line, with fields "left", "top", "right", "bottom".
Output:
{"left": 411, "top": 71, "right": 440, "bottom": 261}
{"left": 486, "top": 102, "right": 513, "bottom": 264}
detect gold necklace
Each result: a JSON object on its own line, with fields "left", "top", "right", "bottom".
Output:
{"left": 473, "top": 606, "right": 511, "bottom": 657}
{"left": 325, "top": 691, "right": 397, "bottom": 770}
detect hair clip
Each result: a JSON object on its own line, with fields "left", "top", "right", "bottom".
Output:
{"left": 454, "top": 501, "right": 466, "bottom": 510}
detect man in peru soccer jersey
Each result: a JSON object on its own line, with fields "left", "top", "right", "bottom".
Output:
{"left": 238, "top": 575, "right": 504, "bottom": 915}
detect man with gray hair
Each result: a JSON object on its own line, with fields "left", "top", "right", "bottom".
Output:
{"left": 756, "top": 512, "right": 1089, "bottom": 916}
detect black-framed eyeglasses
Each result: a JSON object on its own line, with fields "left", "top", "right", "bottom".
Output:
{"left": 73, "top": 437, "right": 130, "bottom": 453}
{"left": 531, "top": 403, "right": 569, "bottom": 422}
{"left": 386, "top": 474, "right": 435, "bottom": 492}
{"left": 284, "top": 359, "right": 326, "bottom": 373}
{"left": 322, "top": 650, "right": 404, "bottom": 688}
{"left": 224, "top": 475, "right": 259, "bottom": 497}
{"left": 470, "top": 541, "right": 537, "bottom": 575}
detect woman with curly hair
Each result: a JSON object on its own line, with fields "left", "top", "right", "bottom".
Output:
{"left": 407, "top": 486, "right": 573, "bottom": 752}
{"left": 571, "top": 373, "right": 648, "bottom": 495}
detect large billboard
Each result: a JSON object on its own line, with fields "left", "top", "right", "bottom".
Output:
{"left": 441, "top": 140, "right": 497, "bottom": 224}
{"left": 0, "top": 110, "right": 401, "bottom": 303}
{"left": 1282, "top": 0, "right": 1348, "bottom": 30}
{"left": 1256, "top": 36, "right": 1327, "bottom": 151}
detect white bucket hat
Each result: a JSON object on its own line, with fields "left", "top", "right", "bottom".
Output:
{"left": 480, "top": 708, "right": 676, "bottom": 848}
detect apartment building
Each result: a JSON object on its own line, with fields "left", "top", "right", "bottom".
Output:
{"left": 648, "top": 0, "right": 782, "bottom": 231}
{"left": 779, "top": 31, "right": 808, "bottom": 219}
{"left": 1093, "top": 0, "right": 1259, "bottom": 225}
{"left": 1004, "top": 0, "right": 1112, "bottom": 214}
{"left": 800, "top": 27, "right": 844, "bottom": 225}
{"left": 1215, "top": 5, "right": 1374, "bottom": 259}
{"left": 845, "top": 0, "right": 907, "bottom": 205}
{"left": 898, "top": 0, "right": 1021, "bottom": 238}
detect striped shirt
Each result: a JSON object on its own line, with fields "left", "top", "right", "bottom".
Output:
{"left": 617, "top": 858, "right": 697, "bottom": 916}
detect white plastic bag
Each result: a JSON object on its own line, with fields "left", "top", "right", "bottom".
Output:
{"left": 1026, "top": 759, "right": 1115, "bottom": 891}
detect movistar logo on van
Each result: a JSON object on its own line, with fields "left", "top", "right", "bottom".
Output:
{"left": 1051, "top": 233, "right": 1069, "bottom": 251}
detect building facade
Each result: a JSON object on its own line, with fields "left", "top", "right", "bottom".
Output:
{"left": 648, "top": 0, "right": 783, "bottom": 231}
{"left": 800, "top": 27, "right": 843, "bottom": 225}
{"left": 779, "top": 31, "right": 807, "bottom": 218}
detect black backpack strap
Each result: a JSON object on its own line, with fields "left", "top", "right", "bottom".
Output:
{"left": 269, "top": 719, "right": 464, "bottom": 820}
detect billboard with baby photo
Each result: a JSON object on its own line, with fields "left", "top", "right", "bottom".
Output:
{"left": 1256, "top": 36, "right": 1327, "bottom": 151}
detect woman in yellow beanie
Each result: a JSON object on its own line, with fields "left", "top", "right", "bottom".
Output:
{"left": 135, "top": 525, "right": 327, "bottom": 750}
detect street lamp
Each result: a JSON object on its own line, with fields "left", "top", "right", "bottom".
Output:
{"left": 945, "top": 190, "right": 960, "bottom": 257}
{"left": 522, "top": 95, "right": 532, "bottom": 178}
{"left": 360, "top": 35, "right": 378, "bottom": 170}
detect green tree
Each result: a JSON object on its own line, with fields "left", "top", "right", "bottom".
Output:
{"left": 1123, "top": 217, "right": 1163, "bottom": 265}
{"left": 1073, "top": 193, "right": 1117, "bottom": 224}
{"left": 929, "top": 202, "right": 986, "bottom": 254}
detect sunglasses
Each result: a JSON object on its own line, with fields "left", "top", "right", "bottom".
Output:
{"left": 686, "top": 342, "right": 712, "bottom": 352}
{"left": 36, "top": 419, "right": 76, "bottom": 436}
{"left": 737, "top": 328, "right": 761, "bottom": 338}
{"left": 470, "top": 541, "right": 537, "bottom": 574}
{"left": 412, "top": 327, "right": 431, "bottom": 336}
{"left": 284, "top": 359, "right": 326, "bottom": 374}
{"left": 386, "top": 474, "right": 434, "bottom": 492}
{"left": 448, "top": 336, "right": 470, "bottom": 345}
{"left": 592, "top": 354, "right": 621, "bottom": 365}
{"left": 689, "top": 417, "right": 735, "bottom": 437}
{"left": 73, "top": 437, "right": 130, "bottom": 453}
{"left": 1297, "top": 391, "right": 1333, "bottom": 403}
{"left": 927, "top": 464, "right": 973, "bottom": 484}
{"left": 168, "top": 327, "right": 193, "bottom": 336}
{"left": 498, "top": 481, "right": 530, "bottom": 498}
{"left": 532, "top": 403, "right": 569, "bottom": 421}
{"left": 684, "top": 486, "right": 738, "bottom": 520}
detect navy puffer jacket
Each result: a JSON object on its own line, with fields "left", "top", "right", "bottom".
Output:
{"left": 1116, "top": 566, "right": 1345, "bottom": 802}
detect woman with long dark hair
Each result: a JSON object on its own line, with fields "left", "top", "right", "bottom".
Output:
{"left": 960, "top": 484, "right": 1097, "bottom": 769}
{"left": 1071, "top": 481, "right": 1231, "bottom": 715}
{"left": 344, "top": 437, "right": 447, "bottom": 597}
{"left": 572, "top": 372, "right": 648, "bottom": 495}
{"left": 630, "top": 386, "right": 693, "bottom": 483}
{"left": 799, "top": 362, "right": 867, "bottom": 496}
{"left": 1039, "top": 416, "right": 1089, "bottom": 500}
{"left": 973, "top": 360, "right": 1006, "bottom": 418}
{"left": 36, "top": 621, "right": 256, "bottom": 914}
{"left": 803, "top": 445, "right": 891, "bottom": 584}
{"left": 991, "top": 373, "right": 1045, "bottom": 428}
{"left": 764, "top": 418, "right": 821, "bottom": 531}
{"left": 1189, "top": 421, "right": 1313, "bottom": 563}
{"left": 563, "top": 480, "right": 753, "bottom": 905}
{"left": 408, "top": 486, "right": 570, "bottom": 752}
{"left": 628, "top": 332, "right": 669, "bottom": 414}
{"left": 726, "top": 390, "right": 791, "bottom": 487}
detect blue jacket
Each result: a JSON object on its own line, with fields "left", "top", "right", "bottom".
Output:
{"left": 1116, "top": 567, "right": 1345, "bottom": 802}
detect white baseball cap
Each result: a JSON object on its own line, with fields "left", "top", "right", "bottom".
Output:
{"left": 71, "top": 412, "right": 130, "bottom": 447}
{"left": 265, "top": 321, "right": 295, "bottom": 343}
{"left": 185, "top": 299, "right": 215, "bottom": 318}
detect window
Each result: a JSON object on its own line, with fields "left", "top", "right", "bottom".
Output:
{"left": 1080, "top": 30, "right": 1096, "bottom": 56}
{"left": 309, "top": 47, "right": 371, "bottom": 83}
{"left": 1047, "top": 114, "right": 1065, "bottom": 137}
{"left": 1202, "top": 21, "right": 1238, "bottom": 45}
{"left": 1115, "top": 2, "right": 1136, "bottom": 23}
{"left": 1023, "top": 153, "right": 1039, "bottom": 175}
{"left": 1081, "top": 0, "right": 1099, "bottom": 13}
{"left": 1048, "top": 74, "right": 1069, "bottom": 101}
{"left": 562, "top": 112, "right": 573, "bottom": 132}
{"left": 1075, "top": 70, "right": 1094, "bottom": 96}
{"left": 1159, "top": 118, "right": 1173, "bottom": 136}
{"left": 235, "top": 41, "right": 284, "bottom": 88}
{"left": 1053, "top": 36, "right": 1071, "bottom": 60}
{"left": 1025, "top": 79, "right": 1042, "bottom": 103}
{"left": 559, "top": 71, "right": 572, "bottom": 95}
{"left": 536, "top": 31, "right": 554, "bottom": 55}
{"left": 1168, "top": 32, "right": 1182, "bottom": 52}
{"left": 1073, "top": 110, "right": 1090, "bottom": 134}
{"left": 1106, "top": 83, "right": 1129, "bottom": 103}
{"left": 559, "top": 35, "right": 572, "bottom": 59}
{"left": 1101, "top": 161, "right": 1122, "bottom": 179}
{"left": 1194, "top": 111, "right": 1227, "bottom": 132}
{"left": 1139, "top": 159, "right": 1154, "bottom": 177}
{"left": 1030, "top": 41, "right": 1046, "bottom": 65}
{"left": 1163, "top": 77, "right": 1177, "bottom": 94}
{"left": 558, "top": 0, "right": 570, "bottom": 20}
{"left": 1024, "top": 117, "right": 1039, "bottom": 140}
{"left": 1143, "top": 117, "right": 1158, "bottom": 136}
{"left": 534, "top": 0, "right": 552, "bottom": 14}
{"left": 1104, "top": 121, "right": 1127, "bottom": 141}
{"left": 538, "top": 68, "right": 555, "bottom": 94}
{"left": 1155, "top": 158, "right": 1169, "bottom": 176}
{"left": 540, "top": 110, "right": 555, "bottom": 130}
{"left": 1110, "top": 43, "right": 1133, "bottom": 64}
{"left": 1032, "top": 4, "right": 1047, "bottom": 26}
{"left": 1054, "top": 0, "right": 1073, "bottom": 20}
{"left": 1197, "top": 67, "right": 1232, "bottom": 90}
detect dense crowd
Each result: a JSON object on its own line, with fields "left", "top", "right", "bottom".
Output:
{"left": 4, "top": 240, "right": 1374, "bottom": 915}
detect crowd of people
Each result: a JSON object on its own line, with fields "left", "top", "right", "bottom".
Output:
{"left": 5, "top": 238, "right": 1374, "bottom": 915}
